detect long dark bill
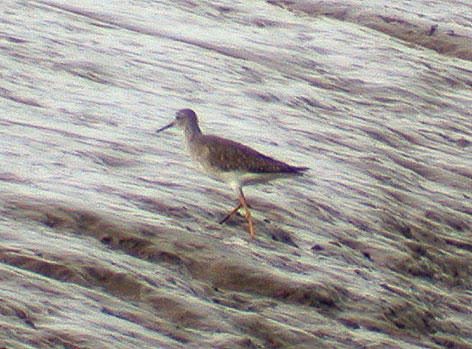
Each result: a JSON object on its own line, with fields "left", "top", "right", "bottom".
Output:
{"left": 156, "top": 122, "right": 174, "bottom": 133}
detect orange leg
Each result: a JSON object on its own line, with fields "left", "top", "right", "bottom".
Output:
{"left": 219, "top": 202, "right": 242, "bottom": 224}
{"left": 239, "top": 189, "right": 255, "bottom": 239}
{"left": 219, "top": 189, "right": 255, "bottom": 239}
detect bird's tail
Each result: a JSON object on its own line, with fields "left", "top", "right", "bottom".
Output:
{"left": 291, "top": 166, "right": 309, "bottom": 174}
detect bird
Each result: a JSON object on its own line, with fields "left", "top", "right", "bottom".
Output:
{"left": 156, "top": 108, "right": 308, "bottom": 238}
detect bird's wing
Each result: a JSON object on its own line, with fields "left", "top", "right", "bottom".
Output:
{"left": 201, "top": 135, "right": 304, "bottom": 174}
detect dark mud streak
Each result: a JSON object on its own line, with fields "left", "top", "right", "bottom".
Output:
{"left": 267, "top": 0, "right": 472, "bottom": 62}
{"left": 35, "top": 1, "right": 251, "bottom": 61}
{"left": 53, "top": 62, "right": 112, "bottom": 84}
{"left": 3, "top": 197, "right": 344, "bottom": 306}
{"left": 0, "top": 87, "right": 43, "bottom": 107}
{"left": 36, "top": 1, "right": 351, "bottom": 93}
{"left": 100, "top": 307, "right": 190, "bottom": 345}
{"left": 3, "top": 119, "right": 142, "bottom": 154}
{"left": 4, "top": 194, "right": 471, "bottom": 346}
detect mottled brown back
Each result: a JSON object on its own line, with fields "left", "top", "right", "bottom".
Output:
{"left": 198, "top": 135, "right": 308, "bottom": 174}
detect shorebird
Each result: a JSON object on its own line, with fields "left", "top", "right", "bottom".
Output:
{"left": 156, "top": 109, "right": 308, "bottom": 238}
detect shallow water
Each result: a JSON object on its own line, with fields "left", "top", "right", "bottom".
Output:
{"left": 1, "top": 0, "right": 472, "bottom": 348}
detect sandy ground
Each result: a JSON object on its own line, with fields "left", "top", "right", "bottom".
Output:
{"left": 1, "top": 0, "right": 471, "bottom": 348}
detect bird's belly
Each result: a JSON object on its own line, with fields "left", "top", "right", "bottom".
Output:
{"left": 189, "top": 155, "right": 224, "bottom": 181}
{"left": 197, "top": 163, "right": 291, "bottom": 186}
{"left": 237, "top": 172, "right": 294, "bottom": 185}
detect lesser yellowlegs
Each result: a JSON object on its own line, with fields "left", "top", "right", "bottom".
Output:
{"left": 156, "top": 109, "right": 308, "bottom": 238}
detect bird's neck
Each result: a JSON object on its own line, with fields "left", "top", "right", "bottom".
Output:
{"left": 184, "top": 122, "right": 202, "bottom": 141}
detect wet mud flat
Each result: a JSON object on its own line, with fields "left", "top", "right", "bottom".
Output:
{"left": 1, "top": 0, "right": 472, "bottom": 348}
